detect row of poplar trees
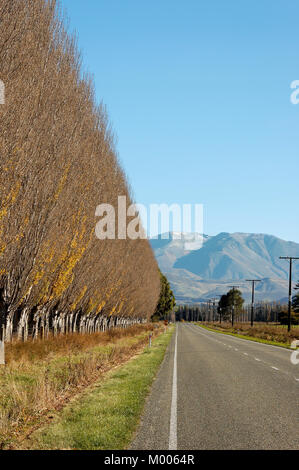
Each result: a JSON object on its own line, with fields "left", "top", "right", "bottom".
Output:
{"left": 0, "top": 0, "right": 161, "bottom": 341}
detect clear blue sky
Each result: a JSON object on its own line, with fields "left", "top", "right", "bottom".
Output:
{"left": 62, "top": 0, "right": 298, "bottom": 242}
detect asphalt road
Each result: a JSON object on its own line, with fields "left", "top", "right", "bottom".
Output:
{"left": 131, "top": 323, "right": 299, "bottom": 450}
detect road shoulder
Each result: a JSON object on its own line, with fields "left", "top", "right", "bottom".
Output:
{"left": 18, "top": 327, "right": 175, "bottom": 450}
{"left": 130, "top": 326, "right": 177, "bottom": 450}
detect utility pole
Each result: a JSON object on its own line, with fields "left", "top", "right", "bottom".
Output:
{"left": 214, "top": 295, "right": 222, "bottom": 323}
{"left": 228, "top": 286, "right": 240, "bottom": 327}
{"left": 201, "top": 301, "right": 208, "bottom": 322}
{"left": 218, "top": 305, "right": 223, "bottom": 324}
{"left": 210, "top": 298, "right": 218, "bottom": 323}
{"left": 212, "top": 299, "right": 216, "bottom": 322}
{"left": 279, "top": 257, "right": 299, "bottom": 332}
{"left": 204, "top": 302, "right": 208, "bottom": 322}
{"left": 207, "top": 300, "right": 212, "bottom": 322}
{"left": 246, "top": 280, "right": 261, "bottom": 327}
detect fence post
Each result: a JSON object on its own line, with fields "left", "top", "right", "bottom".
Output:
{"left": 0, "top": 340, "right": 4, "bottom": 365}
{"left": 0, "top": 80, "right": 4, "bottom": 105}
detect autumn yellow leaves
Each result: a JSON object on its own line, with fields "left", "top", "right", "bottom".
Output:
{"left": 0, "top": 0, "right": 160, "bottom": 341}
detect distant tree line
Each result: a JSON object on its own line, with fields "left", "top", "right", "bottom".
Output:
{"left": 292, "top": 282, "right": 299, "bottom": 315}
{"left": 176, "top": 284, "right": 299, "bottom": 325}
{"left": 0, "top": 0, "right": 160, "bottom": 342}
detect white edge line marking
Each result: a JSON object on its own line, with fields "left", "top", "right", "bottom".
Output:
{"left": 169, "top": 325, "right": 178, "bottom": 450}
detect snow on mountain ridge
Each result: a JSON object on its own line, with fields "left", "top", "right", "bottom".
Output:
{"left": 150, "top": 232, "right": 299, "bottom": 303}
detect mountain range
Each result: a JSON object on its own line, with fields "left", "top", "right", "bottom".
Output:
{"left": 150, "top": 232, "right": 299, "bottom": 303}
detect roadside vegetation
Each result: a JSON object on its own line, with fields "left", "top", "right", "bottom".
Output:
{"left": 0, "top": 323, "right": 165, "bottom": 449}
{"left": 18, "top": 325, "right": 174, "bottom": 450}
{"left": 197, "top": 322, "right": 299, "bottom": 348}
{"left": 151, "top": 270, "right": 176, "bottom": 322}
{"left": 293, "top": 282, "right": 299, "bottom": 313}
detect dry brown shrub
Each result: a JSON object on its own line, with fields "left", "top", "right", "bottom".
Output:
{"left": 5, "top": 323, "right": 156, "bottom": 364}
{"left": 205, "top": 322, "right": 299, "bottom": 345}
{"left": 0, "top": 323, "right": 163, "bottom": 448}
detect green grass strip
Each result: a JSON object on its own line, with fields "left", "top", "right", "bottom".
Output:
{"left": 27, "top": 326, "right": 175, "bottom": 450}
{"left": 196, "top": 323, "right": 293, "bottom": 349}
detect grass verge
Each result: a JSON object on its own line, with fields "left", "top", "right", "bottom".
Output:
{"left": 21, "top": 325, "right": 174, "bottom": 450}
{"left": 196, "top": 323, "right": 299, "bottom": 349}
{"left": 0, "top": 324, "right": 163, "bottom": 449}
